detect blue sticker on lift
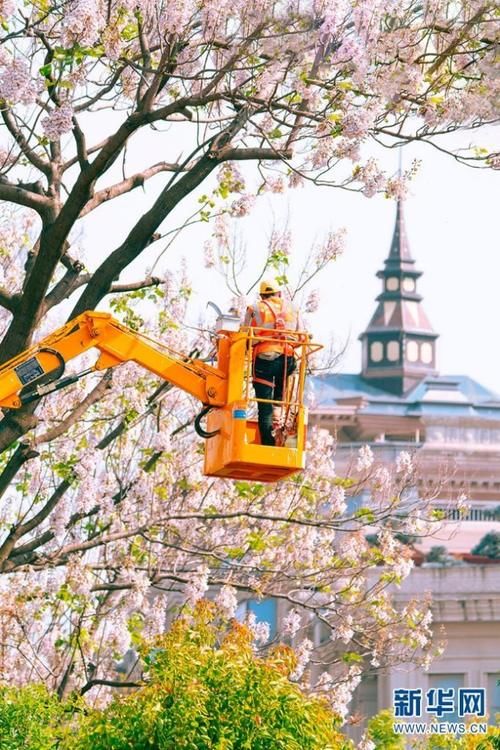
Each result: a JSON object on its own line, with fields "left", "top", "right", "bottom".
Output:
{"left": 233, "top": 409, "right": 247, "bottom": 419}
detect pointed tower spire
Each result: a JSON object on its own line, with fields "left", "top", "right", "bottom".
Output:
{"left": 359, "top": 201, "right": 439, "bottom": 395}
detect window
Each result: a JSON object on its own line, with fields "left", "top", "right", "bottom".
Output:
{"left": 421, "top": 342, "right": 433, "bottom": 364}
{"left": 370, "top": 341, "right": 383, "bottom": 362}
{"left": 427, "top": 674, "right": 464, "bottom": 723}
{"left": 387, "top": 341, "right": 400, "bottom": 362}
{"left": 403, "top": 277, "right": 416, "bottom": 292}
{"left": 487, "top": 674, "right": 500, "bottom": 719}
{"left": 407, "top": 340, "right": 419, "bottom": 362}
{"left": 236, "top": 598, "right": 277, "bottom": 639}
{"left": 347, "top": 675, "right": 378, "bottom": 744}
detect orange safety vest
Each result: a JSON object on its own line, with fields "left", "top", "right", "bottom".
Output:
{"left": 247, "top": 296, "right": 299, "bottom": 358}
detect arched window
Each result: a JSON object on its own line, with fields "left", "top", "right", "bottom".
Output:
{"left": 421, "top": 342, "right": 433, "bottom": 364}
{"left": 370, "top": 341, "right": 383, "bottom": 362}
{"left": 407, "top": 340, "right": 419, "bottom": 362}
{"left": 387, "top": 341, "right": 400, "bottom": 362}
{"left": 402, "top": 277, "right": 416, "bottom": 292}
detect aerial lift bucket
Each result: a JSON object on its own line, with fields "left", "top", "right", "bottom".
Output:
{"left": 202, "top": 325, "right": 320, "bottom": 482}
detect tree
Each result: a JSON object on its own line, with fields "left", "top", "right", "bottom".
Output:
{"left": 0, "top": 602, "right": 354, "bottom": 749}
{"left": 73, "top": 600, "right": 353, "bottom": 750}
{"left": 471, "top": 532, "right": 500, "bottom": 559}
{"left": 425, "top": 546, "right": 449, "bottom": 564}
{"left": 0, "top": 0, "right": 496, "bottom": 705}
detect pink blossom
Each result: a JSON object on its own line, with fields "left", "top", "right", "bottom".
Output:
{"left": 378, "top": 529, "right": 398, "bottom": 557}
{"left": 0, "top": 59, "right": 37, "bottom": 105}
{"left": 230, "top": 195, "right": 255, "bottom": 217}
{"left": 282, "top": 608, "right": 302, "bottom": 638}
{"left": 184, "top": 565, "right": 209, "bottom": 604}
{"left": 215, "top": 584, "right": 238, "bottom": 618}
{"left": 305, "top": 288, "right": 320, "bottom": 313}
{"left": 341, "top": 106, "right": 376, "bottom": 141}
{"left": 61, "top": 0, "right": 102, "bottom": 48}
{"left": 290, "top": 637, "right": 313, "bottom": 680}
{"left": 288, "top": 171, "right": 305, "bottom": 188}
{"left": 0, "top": 0, "right": 15, "bottom": 19}
{"left": 330, "top": 485, "right": 347, "bottom": 515}
{"left": 127, "top": 569, "right": 151, "bottom": 607}
{"left": 358, "top": 734, "right": 376, "bottom": 750}
{"left": 355, "top": 159, "right": 387, "bottom": 197}
{"left": 265, "top": 175, "right": 285, "bottom": 193}
{"left": 65, "top": 556, "right": 92, "bottom": 597}
{"left": 42, "top": 104, "right": 74, "bottom": 141}
{"left": 315, "top": 671, "right": 335, "bottom": 691}
{"left": 332, "top": 615, "right": 354, "bottom": 644}
{"left": 247, "top": 612, "right": 270, "bottom": 645}
{"left": 269, "top": 228, "right": 292, "bottom": 258}
{"left": 356, "top": 444, "right": 374, "bottom": 472}
{"left": 393, "top": 556, "right": 414, "bottom": 579}
{"left": 161, "top": 0, "right": 195, "bottom": 35}
{"left": 102, "top": 23, "right": 123, "bottom": 61}
{"left": 203, "top": 241, "right": 216, "bottom": 268}
{"left": 217, "top": 161, "right": 245, "bottom": 193}
{"left": 314, "top": 228, "right": 346, "bottom": 266}
{"left": 142, "top": 597, "right": 168, "bottom": 639}
{"left": 395, "top": 450, "right": 413, "bottom": 475}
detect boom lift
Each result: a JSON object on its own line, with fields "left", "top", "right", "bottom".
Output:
{"left": 0, "top": 311, "right": 321, "bottom": 482}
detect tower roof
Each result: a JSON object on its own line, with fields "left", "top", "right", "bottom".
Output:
{"left": 359, "top": 200, "right": 439, "bottom": 395}
{"left": 383, "top": 200, "right": 420, "bottom": 275}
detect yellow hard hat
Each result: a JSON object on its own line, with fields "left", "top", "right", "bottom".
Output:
{"left": 259, "top": 279, "right": 281, "bottom": 295}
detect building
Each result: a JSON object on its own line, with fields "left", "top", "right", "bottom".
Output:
{"left": 309, "top": 201, "right": 500, "bottom": 734}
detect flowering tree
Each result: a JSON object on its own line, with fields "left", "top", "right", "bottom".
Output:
{"left": 0, "top": 0, "right": 496, "bottom": 712}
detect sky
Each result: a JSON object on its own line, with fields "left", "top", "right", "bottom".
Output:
{"left": 77, "top": 121, "right": 500, "bottom": 395}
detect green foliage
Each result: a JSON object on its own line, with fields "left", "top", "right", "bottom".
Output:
{"left": 366, "top": 709, "right": 406, "bottom": 750}
{"left": 472, "top": 532, "right": 500, "bottom": 559}
{"left": 426, "top": 546, "right": 449, "bottom": 563}
{"left": 71, "top": 601, "right": 351, "bottom": 750}
{"left": 0, "top": 684, "right": 67, "bottom": 750}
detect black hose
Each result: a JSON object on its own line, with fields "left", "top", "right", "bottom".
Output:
{"left": 194, "top": 406, "right": 220, "bottom": 439}
{"left": 38, "top": 347, "right": 66, "bottom": 381}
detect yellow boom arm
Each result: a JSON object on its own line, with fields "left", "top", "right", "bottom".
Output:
{"left": 0, "top": 311, "right": 227, "bottom": 411}
{"left": 0, "top": 310, "right": 322, "bottom": 482}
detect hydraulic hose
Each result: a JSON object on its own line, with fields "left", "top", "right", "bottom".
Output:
{"left": 194, "top": 406, "right": 220, "bottom": 439}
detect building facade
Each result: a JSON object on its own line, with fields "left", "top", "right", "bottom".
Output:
{"left": 309, "top": 201, "right": 500, "bottom": 735}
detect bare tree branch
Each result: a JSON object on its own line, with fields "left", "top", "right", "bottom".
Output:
{"left": 0, "top": 287, "right": 19, "bottom": 313}
{"left": 0, "top": 442, "right": 40, "bottom": 503}
{"left": 0, "top": 479, "right": 70, "bottom": 566}
{"left": 1, "top": 109, "right": 51, "bottom": 177}
{"left": 34, "top": 371, "right": 113, "bottom": 444}
{"left": 0, "top": 178, "right": 52, "bottom": 215}
{"left": 79, "top": 162, "right": 182, "bottom": 218}
{"left": 109, "top": 276, "right": 162, "bottom": 294}
{"left": 80, "top": 678, "right": 141, "bottom": 696}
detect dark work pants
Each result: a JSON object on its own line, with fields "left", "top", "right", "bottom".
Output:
{"left": 253, "top": 355, "right": 296, "bottom": 446}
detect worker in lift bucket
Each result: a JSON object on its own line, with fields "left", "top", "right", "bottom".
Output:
{"left": 244, "top": 280, "right": 300, "bottom": 446}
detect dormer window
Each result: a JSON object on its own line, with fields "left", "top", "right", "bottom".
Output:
{"left": 407, "top": 341, "right": 419, "bottom": 362}
{"left": 387, "top": 341, "right": 400, "bottom": 362}
{"left": 370, "top": 341, "right": 383, "bottom": 362}
{"left": 421, "top": 342, "right": 433, "bottom": 364}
